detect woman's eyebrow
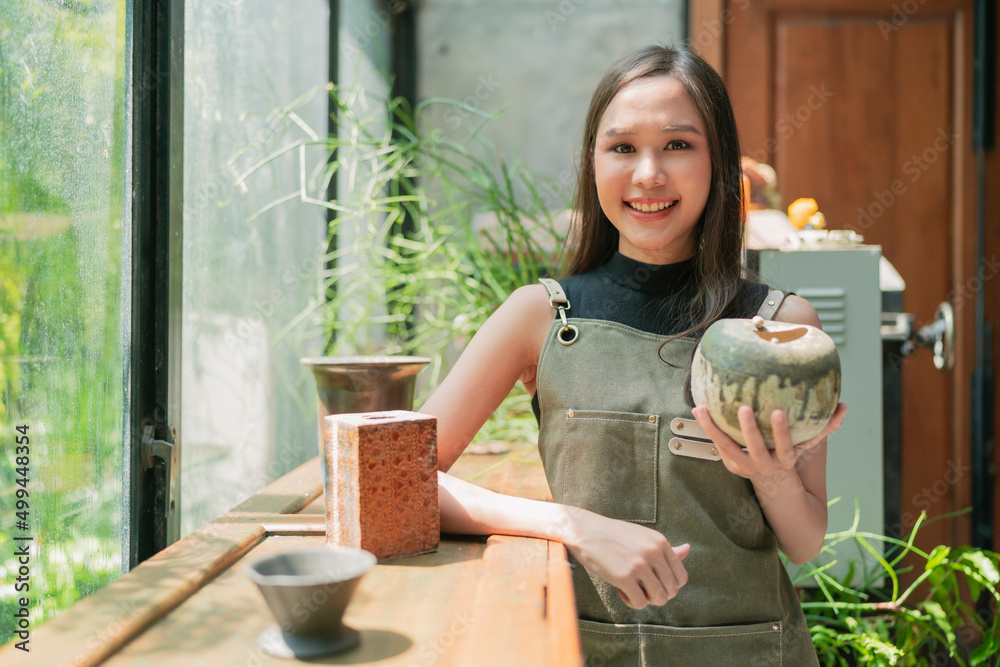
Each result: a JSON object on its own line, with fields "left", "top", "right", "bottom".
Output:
{"left": 602, "top": 124, "right": 703, "bottom": 137}
{"left": 662, "top": 124, "right": 702, "bottom": 135}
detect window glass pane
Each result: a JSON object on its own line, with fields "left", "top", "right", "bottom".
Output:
{"left": 0, "top": 0, "right": 129, "bottom": 640}
{"left": 181, "top": 0, "right": 329, "bottom": 535}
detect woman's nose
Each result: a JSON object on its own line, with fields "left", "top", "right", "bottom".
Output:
{"left": 632, "top": 153, "right": 666, "bottom": 188}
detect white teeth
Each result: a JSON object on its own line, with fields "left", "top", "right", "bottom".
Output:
{"left": 628, "top": 200, "right": 675, "bottom": 212}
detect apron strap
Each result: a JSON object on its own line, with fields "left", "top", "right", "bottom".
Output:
{"left": 538, "top": 278, "right": 568, "bottom": 308}
{"left": 756, "top": 288, "right": 789, "bottom": 320}
{"left": 538, "top": 278, "right": 579, "bottom": 345}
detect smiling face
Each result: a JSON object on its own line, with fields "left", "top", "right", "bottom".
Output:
{"left": 592, "top": 75, "right": 712, "bottom": 265}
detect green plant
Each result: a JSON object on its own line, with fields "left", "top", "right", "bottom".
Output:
{"left": 791, "top": 505, "right": 1000, "bottom": 666}
{"left": 235, "top": 79, "right": 569, "bottom": 391}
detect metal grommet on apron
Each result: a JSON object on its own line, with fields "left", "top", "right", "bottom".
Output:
{"left": 539, "top": 278, "right": 579, "bottom": 345}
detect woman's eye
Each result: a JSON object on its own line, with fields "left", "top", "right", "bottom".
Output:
{"left": 612, "top": 143, "right": 634, "bottom": 154}
{"left": 666, "top": 140, "right": 689, "bottom": 150}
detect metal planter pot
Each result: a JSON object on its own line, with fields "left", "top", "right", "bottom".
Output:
{"left": 301, "top": 355, "right": 431, "bottom": 450}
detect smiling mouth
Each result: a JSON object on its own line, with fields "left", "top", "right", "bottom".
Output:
{"left": 626, "top": 200, "right": 677, "bottom": 213}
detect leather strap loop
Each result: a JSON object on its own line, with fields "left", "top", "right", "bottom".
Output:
{"left": 667, "top": 437, "right": 722, "bottom": 461}
{"left": 669, "top": 417, "right": 709, "bottom": 440}
{"left": 756, "top": 289, "right": 787, "bottom": 320}
{"left": 538, "top": 278, "right": 569, "bottom": 308}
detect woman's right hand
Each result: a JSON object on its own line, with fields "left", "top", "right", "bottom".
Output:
{"left": 561, "top": 506, "right": 690, "bottom": 609}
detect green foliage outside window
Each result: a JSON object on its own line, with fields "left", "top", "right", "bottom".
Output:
{"left": 0, "top": 0, "right": 127, "bottom": 645}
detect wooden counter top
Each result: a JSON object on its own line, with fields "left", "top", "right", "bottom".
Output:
{"left": 2, "top": 440, "right": 581, "bottom": 666}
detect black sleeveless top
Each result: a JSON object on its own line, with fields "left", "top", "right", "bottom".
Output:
{"left": 530, "top": 252, "right": 769, "bottom": 420}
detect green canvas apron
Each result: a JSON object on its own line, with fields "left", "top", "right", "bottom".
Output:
{"left": 535, "top": 280, "right": 818, "bottom": 666}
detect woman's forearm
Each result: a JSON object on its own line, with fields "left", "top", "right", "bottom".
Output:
{"left": 751, "top": 468, "right": 827, "bottom": 565}
{"left": 438, "top": 470, "right": 572, "bottom": 542}
{"left": 438, "top": 470, "right": 693, "bottom": 610}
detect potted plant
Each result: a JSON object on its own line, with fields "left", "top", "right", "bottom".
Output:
{"left": 235, "top": 76, "right": 569, "bottom": 432}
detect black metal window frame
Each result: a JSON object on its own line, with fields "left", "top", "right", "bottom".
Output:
{"left": 127, "top": 0, "right": 183, "bottom": 568}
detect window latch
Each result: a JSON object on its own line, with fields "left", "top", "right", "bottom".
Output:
{"left": 141, "top": 425, "right": 177, "bottom": 519}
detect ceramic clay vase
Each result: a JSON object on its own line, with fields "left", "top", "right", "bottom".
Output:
{"left": 690, "top": 317, "right": 841, "bottom": 448}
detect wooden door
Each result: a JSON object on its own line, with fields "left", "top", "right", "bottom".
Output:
{"left": 691, "top": 0, "right": 985, "bottom": 554}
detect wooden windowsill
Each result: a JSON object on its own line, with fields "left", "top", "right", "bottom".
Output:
{"left": 2, "top": 440, "right": 581, "bottom": 666}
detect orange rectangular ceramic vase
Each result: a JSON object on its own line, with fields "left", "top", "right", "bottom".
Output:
{"left": 324, "top": 410, "right": 440, "bottom": 559}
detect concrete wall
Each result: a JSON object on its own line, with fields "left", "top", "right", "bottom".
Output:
{"left": 418, "top": 0, "right": 687, "bottom": 210}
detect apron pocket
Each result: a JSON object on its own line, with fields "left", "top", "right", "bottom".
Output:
{"left": 563, "top": 409, "right": 658, "bottom": 524}
{"left": 578, "top": 618, "right": 784, "bottom": 667}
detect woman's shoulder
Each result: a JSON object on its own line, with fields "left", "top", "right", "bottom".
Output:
{"left": 508, "top": 282, "right": 555, "bottom": 308}
{"left": 495, "top": 284, "right": 558, "bottom": 391}
{"left": 773, "top": 293, "right": 822, "bottom": 328}
{"left": 744, "top": 279, "right": 822, "bottom": 327}
{"left": 496, "top": 283, "right": 557, "bottom": 328}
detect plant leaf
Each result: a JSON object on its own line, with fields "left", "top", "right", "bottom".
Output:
{"left": 920, "top": 601, "right": 957, "bottom": 656}
{"left": 926, "top": 544, "right": 951, "bottom": 571}
{"left": 962, "top": 550, "right": 1000, "bottom": 585}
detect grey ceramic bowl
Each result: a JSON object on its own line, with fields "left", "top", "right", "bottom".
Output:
{"left": 246, "top": 546, "right": 376, "bottom": 658}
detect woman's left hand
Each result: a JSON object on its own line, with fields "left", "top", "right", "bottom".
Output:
{"left": 691, "top": 403, "right": 847, "bottom": 480}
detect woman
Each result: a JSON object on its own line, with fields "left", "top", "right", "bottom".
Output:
{"left": 422, "top": 44, "right": 846, "bottom": 665}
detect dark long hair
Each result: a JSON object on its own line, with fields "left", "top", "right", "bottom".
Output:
{"left": 564, "top": 45, "right": 753, "bottom": 340}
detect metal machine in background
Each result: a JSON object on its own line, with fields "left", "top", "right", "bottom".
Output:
{"left": 749, "top": 232, "right": 957, "bottom": 585}
{"left": 749, "top": 238, "right": 885, "bottom": 584}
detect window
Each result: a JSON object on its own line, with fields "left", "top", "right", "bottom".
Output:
{"left": 0, "top": 0, "right": 336, "bottom": 640}
{"left": 180, "top": 0, "right": 330, "bottom": 536}
{"left": 1, "top": 0, "right": 130, "bottom": 637}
